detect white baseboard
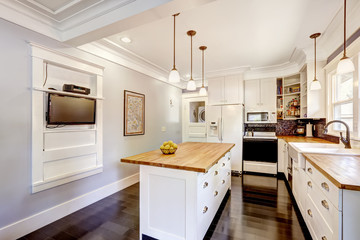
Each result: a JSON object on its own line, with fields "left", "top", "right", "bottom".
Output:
{"left": 0, "top": 173, "right": 139, "bottom": 240}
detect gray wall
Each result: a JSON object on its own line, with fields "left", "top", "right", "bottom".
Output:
{"left": 0, "top": 19, "right": 182, "bottom": 228}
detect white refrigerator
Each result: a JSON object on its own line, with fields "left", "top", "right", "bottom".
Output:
{"left": 206, "top": 105, "right": 243, "bottom": 172}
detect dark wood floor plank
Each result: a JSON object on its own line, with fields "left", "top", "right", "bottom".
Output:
{"left": 20, "top": 175, "right": 311, "bottom": 240}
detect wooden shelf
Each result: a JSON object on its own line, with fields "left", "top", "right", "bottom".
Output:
{"left": 284, "top": 82, "right": 300, "bottom": 87}
{"left": 33, "top": 87, "right": 104, "bottom": 100}
{"left": 284, "top": 92, "right": 300, "bottom": 96}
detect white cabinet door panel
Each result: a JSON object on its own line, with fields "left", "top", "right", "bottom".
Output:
{"left": 244, "top": 80, "right": 260, "bottom": 110}
{"left": 260, "top": 78, "right": 276, "bottom": 111}
{"left": 208, "top": 77, "right": 224, "bottom": 105}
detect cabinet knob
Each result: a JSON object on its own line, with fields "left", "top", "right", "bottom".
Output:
{"left": 222, "top": 163, "right": 225, "bottom": 167}
{"left": 321, "top": 182, "right": 330, "bottom": 191}
{"left": 307, "top": 209, "right": 313, "bottom": 217}
{"left": 203, "top": 182, "right": 208, "bottom": 189}
{"left": 307, "top": 181, "right": 312, "bottom": 188}
{"left": 227, "top": 156, "right": 230, "bottom": 161}
{"left": 227, "top": 172, "right": 231, "bottom": 176}
{"left": 203, "top": 206, "right": 208, "bottom": 214}
{"left": 321, "top": 200, "right": 329, "bottom": 210}
{"left": 222, "top": 180, "right": 225, "bottom": 184}
{"left": 214, "top": 191, "right": 218, "bottom": 197}
{"left": 214, "top": 171, "right": 219, "bottom": 176}
{"left": 307, "top": 168, "right": 313, "bottom": 174}
{"left": 321, "top": 236, "right": 327, "bottom": 240}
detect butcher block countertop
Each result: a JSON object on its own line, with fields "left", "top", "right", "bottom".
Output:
{"left": 121, "top": 142, "right": 235, "bottom": 173}
{"left": 303, "top": 153, "right": 360, "bottom": 191}
{"left": 277, "top": 136, "right": 335, "bottom": 144}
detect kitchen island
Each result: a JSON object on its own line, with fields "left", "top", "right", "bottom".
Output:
{"left": 121, "top": 142, "right": 235, "bottom": 240}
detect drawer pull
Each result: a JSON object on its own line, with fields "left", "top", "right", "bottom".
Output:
{"left": 321, "top": 200, "right": 329, "bottom": 210}
{"left": 214, "top": 171, "right": 219, "bottom": 176}
{"left": 321, "top": 236, "right": 327, "bottom": 240}
{"left": 222, "top": 180, "right": 225, "bottom": 184}
{"left": 227, "top": 172, "right": 231, "bottom": 176}
{"left": 321, "top": 182, "right": 330, "bottom": 191}
{"left": 307, "top": 209, "right": 313, "bottom": 217}
{"left": 307, "top": 168, "right": 313, "bottom": 174}
{"left": 222, "top": 163, "right": 226, "bottom": 167}
{"left": 214, "top": 190, "right": 218, "bottom": 197}
{"left": 227, "top": 156, "right": 230, "bottom": 161}
{"left": 203, "top": 206, "right": 208, "bottom": 214}
{"left": 203, "top": 182, "right": 208, "bottom": 189}
{"left": 307, "top": 181, "right": 312, "bottom": 188}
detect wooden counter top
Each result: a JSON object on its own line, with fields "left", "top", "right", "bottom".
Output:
{"left": 121, "top": 142, "right": 235, "bottom": 173}
{"left": 303, "top": 153, "right": 360, "bottom": 191}
{"left": 277, "top": 136, "right": 334, "bottom": 144}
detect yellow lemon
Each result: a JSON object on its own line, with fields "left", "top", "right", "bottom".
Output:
{"left": 173, "top": 144, "right": 178, "bottom": 149}
{"left": 168, "top": 140, "right": 173, "bottom": 145}
{"left": 163, "top": 141, "right": 168, "bottom": 146}
{"left": 164, "top": 145, "right": 170, "bottom": 150}
{"left": 160, "top": 145, "right": 165, "bottom": 150}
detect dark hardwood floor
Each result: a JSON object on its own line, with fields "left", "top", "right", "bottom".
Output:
{"left": 19, "top": 174, "right": 311, "bottom": 240}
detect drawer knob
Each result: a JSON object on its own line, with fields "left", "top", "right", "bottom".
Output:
{"left": 307, "top": 209, "right": 313, "bottom": 217}
{"left": 321, "top": 200, "right": 329, "bottom": 210}
{"left": 321, "top": 236, "right": 327, "bottom": 240}
{"left": 321, "top": 182, "right": 330, "bottom": 191}
{"left": 214, "top": 170, "right": 219, "bottom": 176}
{"left": 222, "top": 163, "right": 225, "bottom": 167}
{"left": 307, "top": 168, "right": 313, "bottom": 174}
{"left": 227, "top": 156, "right": 230, "bottom": 161}
{"left": 307, "top": 181, "right": 312, "bottom": 188}
{"left": 203, "top": 182, "right": 208, "bottom": 189}
{"left": 214, "top": 190, "right": 218, "bottom": 197}
{"left": 222, "top": 180, "right": 225, "bottom": 184}
{"left": 203, "top": 206, "right": 208, "bottom": 214}
{"left": 227, "top": 172, "right": 231, "bottom": 176}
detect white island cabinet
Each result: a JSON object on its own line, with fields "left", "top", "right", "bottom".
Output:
{"left": 121, "top": 142, "right": 234, "bottom": 240}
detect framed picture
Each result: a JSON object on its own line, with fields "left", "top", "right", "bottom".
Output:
{"left": 124, "top": 90, "right": 145, "bottom": 136}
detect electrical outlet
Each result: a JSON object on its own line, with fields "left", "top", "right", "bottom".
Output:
{"left": 161, "top": 126, "right": 166, "bottom": 132}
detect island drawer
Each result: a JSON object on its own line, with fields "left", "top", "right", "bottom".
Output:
{"left": 306, "top": 160, "right": 341, "bottom": 210}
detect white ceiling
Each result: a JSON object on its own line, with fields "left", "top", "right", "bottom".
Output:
{"left": 102, "top": 0, "right": 343, "bottom": 81}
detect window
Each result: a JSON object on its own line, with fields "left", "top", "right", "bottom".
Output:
{"left": 331, "top": 72, "right": 354, "bottom": 131}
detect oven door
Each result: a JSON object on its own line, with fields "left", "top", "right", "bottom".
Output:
{"left": 243, "top": 138, "right": 278, "bottom": 162}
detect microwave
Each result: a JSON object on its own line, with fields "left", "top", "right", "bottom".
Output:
{"left": 245, "top": 111, "right": 277, "bottom": 123}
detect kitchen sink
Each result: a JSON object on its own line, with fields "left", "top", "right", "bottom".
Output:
{"left": 289, "top": 142, "right": 360, "bottom": 155}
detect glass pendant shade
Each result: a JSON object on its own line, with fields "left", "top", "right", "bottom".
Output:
{"left": 310, "top": 79, "right": 321, "bottom": 90}
{"left": 337, "top": 57, "right": 355, "bottom": 74}
{"left": 169, "top": 68, "right": 180, "bottom": 82}
{"left": 199, "top": 86, "right": 207, "bottom": 96}
{"left": 186, "top": 79, "right": 196, "bottom": 91}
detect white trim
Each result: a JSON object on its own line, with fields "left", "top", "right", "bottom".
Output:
{"left": 0, "top": 173, "right": 140, "bottom": 240}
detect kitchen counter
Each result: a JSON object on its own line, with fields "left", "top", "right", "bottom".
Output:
{"left": 277, "top": 136, "right": 335, "bottom": 144}
{"left": 121, "top": 142, "right": 234, "bottom": 173}
{"left": 303, "top": 153, "right": 360, "bottom": 191}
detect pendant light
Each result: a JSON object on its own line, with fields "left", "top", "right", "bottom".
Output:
{"left": 169, "top": 13, "right": 180, "bottom": 82}
{"left": 337, "top": 0, "right": 355, "bottom": 75}
{"left": 310, "top": 33, "right": 321, "bottom": 90}
{"left": 186, "top": 30, "right": 197, "bottom": 91}
{"left": 199, "top": 46, "right": 207, "bottom": 96}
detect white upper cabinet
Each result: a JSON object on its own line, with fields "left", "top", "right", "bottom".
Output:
{"left": 208, "top": 75, "right": 242, "bottom": 105}
{"left": 244, "top": 78, "right": 276, "bottom": 111}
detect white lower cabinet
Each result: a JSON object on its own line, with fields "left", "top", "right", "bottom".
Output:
{"left": 140, "top": 151, "right": 232, "bottom": 240}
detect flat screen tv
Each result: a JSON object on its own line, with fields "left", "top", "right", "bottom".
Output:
{"left": 47, "top": 93, "right": 96, "bottom": 125}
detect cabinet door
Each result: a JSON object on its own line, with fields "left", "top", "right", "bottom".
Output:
{"left": 224, "top": 75, "right": 239, "bottom": 104}
{"left": 260, "top": 78, "right": 276, "bottom": 111}
{"left": 208, "top": 77, "right": 224, "bottom": 105}
{"left": 277, "top": 139, "right": 285, "bottom": 173}
{"left": 244, "top": 80, "right": 260, "bottom": 110}
{"left": 284, "top": 143, "right": 288, "bottom": 179}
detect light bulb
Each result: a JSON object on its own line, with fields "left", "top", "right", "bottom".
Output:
{"left": 186, "top": 80, "right": 196, "bottom": 91}
{"left": 310, "top": 79, "right": 321, "bottom": 90}
{"left": 337, "top": 57, "right": 355, "bottom": 75}
{"left": 199, "top": 87, "right": 207, "bottom": 96}
{"left": 169, "top": 69, "right": 180, "bottom": 82}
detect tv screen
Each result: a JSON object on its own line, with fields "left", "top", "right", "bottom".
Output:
{"left": 47, "top": 93, "right": 96, "bottom": 125}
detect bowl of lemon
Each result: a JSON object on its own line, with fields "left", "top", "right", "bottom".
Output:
{"left": 160, "top": 141, "right": 178, "bottom": 155}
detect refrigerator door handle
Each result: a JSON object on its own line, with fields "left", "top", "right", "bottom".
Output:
{"left": 218, "top": 118, "right": 221, "bottom": 142}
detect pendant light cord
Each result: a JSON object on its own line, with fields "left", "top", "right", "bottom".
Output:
{"left": 343, "top": 0, "right": 347, "bottom": 58}
{"left": 172, "top": 13, "right": 179, "bottom": 69}
{"left": 314, "top": 37, "right": 317, "bottom": 80}
{"left": 202, "top": 49, "right": 204, "bottom": 87}
{"left": 190, "top": 34, "right": 193, "bottom": 80}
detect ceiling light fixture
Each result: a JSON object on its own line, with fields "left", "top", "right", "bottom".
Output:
{"left": 199, "top": 46, "right": 207, "bottom": 96}
{"left": 186, "top": 30, "right": 197, "bottom": 91}
{"left": 121, "top": 37, "right": 132, "bottom": 43}
{"left": 310, "top": 33, "right": 321, "bottom": 90}
{"left": 169, "top": 13, "right": 181, "bottom": 83}
{"left": 337, "top": 0, "right": 355, "bottom": 75}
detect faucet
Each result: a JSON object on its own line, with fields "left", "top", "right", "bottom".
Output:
{"left": 323, "top": 120, "right": 351, "bottom": 149}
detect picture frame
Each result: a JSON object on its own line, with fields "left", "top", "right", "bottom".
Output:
{"left": 124, "top": 90, "right": 145, "bottom": 136}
